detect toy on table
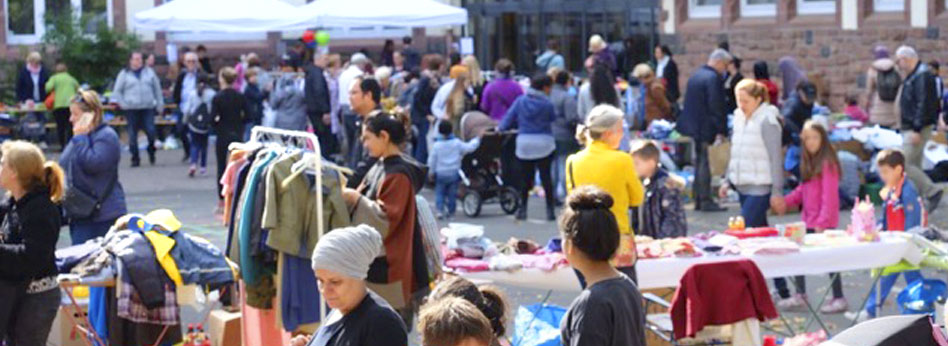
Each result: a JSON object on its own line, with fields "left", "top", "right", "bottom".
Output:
{"left": 779, "top": 222, "right": 806, "bottom": 244}
{"left": 847, "top": 197, "right": 879, "bottom": 242}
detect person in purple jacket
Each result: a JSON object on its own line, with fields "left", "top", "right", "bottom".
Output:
{"left": 481, "top": 59, "right": 523, "bottom": 122}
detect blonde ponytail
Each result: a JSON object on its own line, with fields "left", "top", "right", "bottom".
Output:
{"left": 43, "top": 162, "right": 65, "bottom": 203}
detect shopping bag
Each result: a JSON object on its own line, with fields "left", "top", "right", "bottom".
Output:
{"left": 708, "top": 139, "right": 730, "bottom": 177}
{"left": 513, "top": 304, "right": 566, "bottom": 346}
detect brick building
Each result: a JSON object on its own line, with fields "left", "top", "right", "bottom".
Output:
{"left": 659, "top": 0, "right": 948, "bottom": 110}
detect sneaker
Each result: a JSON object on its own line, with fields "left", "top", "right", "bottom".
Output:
{"left": 436, "top": 213, "right": 445, "bottom": 220}
{"left": 819, "top": 298, "right": 849, "bottom": 314}
{"left": 776, "top": 294, "right": 808, "bottom": 311}
{"left": 188, "top": 165, "right": 196, "bottom": 178}
{"left": 199, "top": 167, "right": 207, "bottom": 176}
{"left": 844, "top": 310, "right": 871, "bottom": 323}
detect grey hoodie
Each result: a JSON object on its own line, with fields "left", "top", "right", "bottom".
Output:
{"left": 112, "top": 67, "right": 163, "bottom": 111}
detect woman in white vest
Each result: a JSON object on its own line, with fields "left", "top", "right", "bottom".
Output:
{"left": 718, "top": 79, "right": 784, "bottom": 228}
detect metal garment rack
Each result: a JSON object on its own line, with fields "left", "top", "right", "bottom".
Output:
{"left": 246, "top": 126, "right": 327, "bottom": 322}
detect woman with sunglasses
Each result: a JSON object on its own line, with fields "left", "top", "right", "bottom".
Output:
{"left": 60, "top": 90, "right": 127, "bottom": 245}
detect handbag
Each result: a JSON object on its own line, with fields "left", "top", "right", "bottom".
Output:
{"left": 63, "top": 158, "right": 117, "bottom": 220}
{"left": 44, "top": 91, "right": 55, "bottom": 110}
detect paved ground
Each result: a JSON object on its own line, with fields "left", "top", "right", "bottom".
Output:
{"left": 50, "top": 146, "right": 948, "bottom": 343}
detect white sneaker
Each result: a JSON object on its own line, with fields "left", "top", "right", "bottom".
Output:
{"left": 820, "top": 298, "right": 849, "bottom": 314}
{"left": 844, "top": 310, "right": 871, "bottom": 323}
{"left": 776, "top": 294, "right": 808, "bottom": 311}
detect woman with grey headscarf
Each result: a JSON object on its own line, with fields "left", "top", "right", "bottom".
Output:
{"left": 864, "top": 45, "right": 900, "bottom": 128}
{"left": 291, "top": 225, "right": 408, "bottom": 346}
{"left": 778, "top": 56, "right": 808, "bottom": 103}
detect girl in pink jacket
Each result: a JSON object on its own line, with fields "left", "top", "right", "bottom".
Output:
{"left": 775, "top": 120, "right": 847, "bottom": 313}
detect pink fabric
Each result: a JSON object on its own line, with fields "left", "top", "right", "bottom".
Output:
{"left": 784, "top": 161, "right": 840, "bottom": 230}
{"left": 511, "top": 253, "right": 568, "bottom": 271}
{"left": 844, "top": 105, "right": 869, "bottom": 123}
{"left": 234, "top": 63, "right": 246, "bottom": 91}
{"left": 445, "top": 258, "right": 490, "bottom": 272}
{"left": 26, "top": 63, "right": 40, "bottom": 74}
{"left": 240, "top": 281, "right": 291, "bottom": 346}
{"left": 220, "top": 158, "right": 248, "bottom": 197}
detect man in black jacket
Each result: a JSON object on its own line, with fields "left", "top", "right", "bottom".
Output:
{"left": 305, "top": 53, "right": 337, "bottom": 158}
{"left": 896, "top": 45, "right": 944, "bottom": 209}
{"left": 678, "top": 48, "right": 731, "bottom": 212}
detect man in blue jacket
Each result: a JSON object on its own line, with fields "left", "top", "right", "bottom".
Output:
{"left": 678, "top": 49, "right": 731, "bottom": 212}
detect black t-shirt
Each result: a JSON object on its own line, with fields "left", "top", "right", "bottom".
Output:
{"left": 561, "top": 274, "right": 646, "bottom": 346}
{"left": 212, "top": 88, "right": 249, "bottom": 139}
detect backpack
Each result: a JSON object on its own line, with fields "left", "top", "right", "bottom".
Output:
{"left": 877, "top": 67, "right": 902, "bottom": 102}
{"left": 187, "top": 100, "right": 212, "bottom": 134}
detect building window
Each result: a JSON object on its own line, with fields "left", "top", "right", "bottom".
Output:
{"left": 689, "top": 0, "right": 722, "bottom": 18}
{"left": 874, "top": 0, "right": 904, "bottom": 12}
{"left": 797, "top": 0, "right": 836, "bottom": 15}
{"left": 741, "top": 0, "right": 777, "bottom": 17}
{"left": 4, "top": 0, "right": 112, "bottom": 44}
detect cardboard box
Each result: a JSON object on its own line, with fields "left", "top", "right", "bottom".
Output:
{"left": 833, "top": 140, "right": 872, "bottom": 162}
{"left": 48, "top": 303, "right": 91, "bottom": 346}
{"left": 207, "top": 309, "right": 242, "bottom": 346}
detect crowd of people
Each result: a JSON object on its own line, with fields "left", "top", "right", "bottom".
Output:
{"left": 4, "top": 29, "right": 948, "bottom": 345}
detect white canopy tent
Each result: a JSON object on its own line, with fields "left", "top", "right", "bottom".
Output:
{"left": 133, "top": 0, "right": 308, "bottom": 33}
{"left": 288, "top": 0, "right": 468, "bottom": 28}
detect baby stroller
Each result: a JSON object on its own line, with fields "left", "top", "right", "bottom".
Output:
{"left": 457, "top": 111, "right": 520, "bottom": 217}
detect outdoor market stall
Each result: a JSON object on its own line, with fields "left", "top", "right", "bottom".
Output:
{"left": 289, "top": 0, "right": 468, "bottom": 28}
{"left": 132, "top": 0, "right": 310, "bottom": 32}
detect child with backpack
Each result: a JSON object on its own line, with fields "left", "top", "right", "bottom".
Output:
{"left": 184, "top": 74, "right": 215, "bottom": 177}
{"left": 773, "top": 121, "right": 848, "bottom": 313}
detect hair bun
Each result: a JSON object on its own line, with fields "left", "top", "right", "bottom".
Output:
{"left": 566, "top": 186, "right": 614, "bottom": 211}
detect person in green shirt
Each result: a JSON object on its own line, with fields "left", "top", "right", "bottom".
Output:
{"left": 45, "top": 62, "right": 79, "bottom": 149}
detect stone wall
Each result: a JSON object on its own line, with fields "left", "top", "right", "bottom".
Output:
{"left": 662, "top": 0, "right": 948, "bottom": 111}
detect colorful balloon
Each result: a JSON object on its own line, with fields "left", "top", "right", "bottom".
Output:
{"left": 302, "top": 30, "right": 315, "bottom": 43}
{"left": 315, "top": 31, "right": 330, "bottom": 45}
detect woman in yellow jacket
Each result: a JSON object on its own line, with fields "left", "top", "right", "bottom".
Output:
{"left": 565, "top": 104, "right": 644, "bottom": 287}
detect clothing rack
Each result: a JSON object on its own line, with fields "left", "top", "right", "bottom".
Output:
{"left": 245, "top": 126, "right": 327, "bottom": 321}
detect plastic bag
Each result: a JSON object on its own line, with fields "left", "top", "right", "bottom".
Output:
{"left": 513, "top": 304, "right": 566, "bottom": 346}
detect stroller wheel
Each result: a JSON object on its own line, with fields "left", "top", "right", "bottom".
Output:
{"left": 500, "top": 187, "right": 519, "bottom": 215}
{"left": 462, "top": 191, "right": 482, "bottom": 217}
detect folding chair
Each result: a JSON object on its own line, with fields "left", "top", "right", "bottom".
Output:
{"left": 644, "top": 259, "right": 778, "bottom": 345}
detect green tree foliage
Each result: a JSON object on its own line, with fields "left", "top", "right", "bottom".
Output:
{"left": 42, "top": 5, "right": 140, "bottom": 91}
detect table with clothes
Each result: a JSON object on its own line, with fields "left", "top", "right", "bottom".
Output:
{"left": 219, "top": 142, "right": 352, "bottom": 346}
{"left": 457, "top": 232, "right": 915, "bottom": 292}
{"left": 54, "top": 211, "right": 235, "bottom": 346}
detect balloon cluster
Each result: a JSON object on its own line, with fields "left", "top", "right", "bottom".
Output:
{"left": 302, "top": 30, "right": 330, "bottom": 49}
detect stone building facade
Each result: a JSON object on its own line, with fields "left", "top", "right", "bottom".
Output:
{"left": 660, "top": 0, "right": 948, "bottom": 110}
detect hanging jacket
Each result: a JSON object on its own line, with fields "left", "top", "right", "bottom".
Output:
{"left": 108, "top": 230, "right": 167, "bottom": 309}
{"left": 125, "top": 215, "right": 235, "bottom": 287}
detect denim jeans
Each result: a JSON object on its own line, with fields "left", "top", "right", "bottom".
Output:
{"left": 864, "top": 270, "right": 924, "bottom": 317}
{"left": 412, "top": 120, "right": 430, "bottom": 164}
{"left": 435, "top": 173, "right": 461, "bottom": 216}
{"left": 125, "top": 108, "right": 157, "bottom": 161}
{"left": 70, "top": 219, "right": 116, "bottom": 245}
{"left": 738, "top": 192, "right": 771, "bottom": 228}
{"left": 189, "top": 131, "right": 209, "bottom": 168}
